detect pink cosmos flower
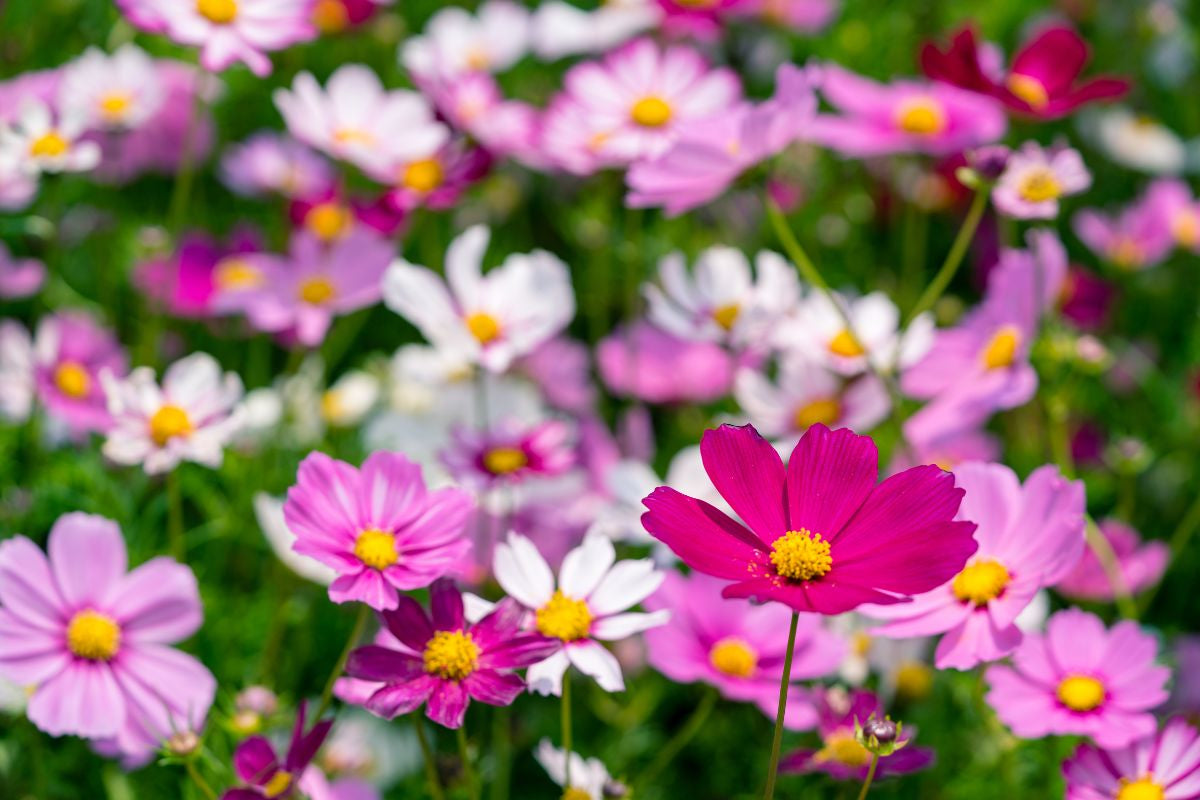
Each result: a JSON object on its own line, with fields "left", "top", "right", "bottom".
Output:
{"left": 134, "top": 229, "right": 262, "bottom": 319}
{"left": 440, "top": 420, "right": 575, "bottom": 490}
{"left": 1073, "top": 201, "right": 1173, "bottom": 271}
{"left": 641, "top": 423, "right": 978, "bottom": 614}
{"left": 1142, "top": 178, "right": 1200, "bottom": 253}
{"left": 220, "top": 132, "right": 335, "bottom": 199}
{"left": 152, "top": 0, "right": 316, "bottom": 77}
{"left": 516, "top": 337, "right": 597, "bottom": 415}
{"left": 597, "top": 321, "right": 735, "bottom": 404}
{"left": 811, "top": 65, "right": 1006, "bottom": 158}
{"left": 344, "top": 579, "right": 559, "bottom": 729}
{"left": 735, "top": 358, "right": 891, "bottom": 441}
{"left": 992, "top": 142, "right": 1091, "bottom": 220}
{"left": 401, "top": 1, "right": 530, "bottom": 81}
{"left": 284, "top": 451, "right": 472, "bottom": 610}
{"left": 1063, "top": 718, "right": 1200, "bottom": 800}
{"left": 288, "top": 186, "right": 405, "bottom": 243}
{"left": 644, "top": 571, "right": 843, "bottom": 729}
{"left": 420, "top": 72, "right": 544, "bottom": 167}
{"left": 984, "top": 608, "right": 1169, "bottom": 748}
{"left": 780, "top": 688, "right": 934, "bottom": 780}
{"left": 0, "top": 241, "right": 44, "bottom": 298}
{"left": 221, "top": 702, "right": 332, "bottom": 800}
{"left": 864, "top": 462, "right": 1085, "bottom": 670}
{"left": 383, "top": 139, "right": 491, "bottom": 214}
{"left": 31, "top": 312, "right": 127, "bottom": 435}
{"left": 887, "top": 427, "right": 999, "bottom": 476}
{"left": 1056, "top": 519, "right": 1168, "bottom": 602}
{"left": 0, "top": 513, "right": 215, "bottom": 759}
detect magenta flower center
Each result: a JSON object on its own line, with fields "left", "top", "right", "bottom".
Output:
{"left": 630, "top": 96, "right": 673, "bottom": 128}
{"left": 1056, "top": 675, "right": 1106, "bottom": 712}
{"left": 814, "top": 731, "right": 871, "bottom": 768}
{"left": 483, "top": 446, "right": 528, "bottom": 475}
{"left": 894, "top": 97, "right": 946, "bottom": 136}
{"left": 708, "top": 637, "right": 758, "bottom": 678}
{"left": 423, "top": 630, "right": 480, "bottom": 681}
{"left": 1115, "top": 776, "right": 1165, "bottom": 800}
{"left": 980, "top": 325, "right": 1020, "bottom": 370}
{"left": 536, "top": 590, "right": 593, "bottom": 641}
{"left": 465, "top": 311, "right": 503, "bottom": 344}
{"left": 149, "top": 404, "right": 193, "bottom": 446}
{"left": 66, "top": 610, "right": 121, "bottom": 661}
{"left": 1017, "top": 168, "right": 1062, "bottom": 203}
{"left": 769, "top": 529, "right": 833, "bottom": 581}
{"left": 952, "top": 558, "right": 1010, "bottom": 606}
{"left": 710, "top": 303, "right": 741, "bottom": 331}
{"left": 353, "top": 528, "right": 399, "bottom": 570}
{"left": 195, "top": 0, "right": 238, "bottom": 24}
{"left": 54, "top": 360, "right": 91, "bottom": 398}
{"left": 1006, "top": 73, "right": 1049, "bottom": 109}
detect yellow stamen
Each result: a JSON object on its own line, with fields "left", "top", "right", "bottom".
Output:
{"left": 298, "top": 277, "right": 337, "bottom": 305}
{"left": 1111, "top": 239, "right": 1144, "bottom": 270}
{"left": 1057, "top": 675, "right": 1106, "bottom": 712}
{"left": 54, "top": 361, "right": 91, "bottom": 399}
{"left": 1172, "top": 212, "right": 1198, "bottom": 247}
{"left": 423, "top": 630, "right": 480, "bottom": 681}
{"left": 535, "top": 590, "right": 593, "bottom": 642}
{"left": 794, "top": 398, "right": 841, "bottom": 431}
{"left": 769, "top": 529, "right": 832, "bottom": 581}
{"left": 29, "top": 131, "right": 69, "bottom": 158}
{"left": 402, "top": 158, "right": 445, "bottom": 193}
{"left": 852, "top": 631, "right": 872, "bottom": 657}
{"left": 1006, "top": 73, "right": 1049, "bottom": 109}
{"left": 149, "top": 404, "right": 192, "bottom": 446}
{"left": 213, "top": 257, "right": 263, "bottom": 290}
{"left": 894, "top": 661, "right": 933, "bottom": 700}
{"left": 98, "top": 93, "right": 132, "bottom": 121}
{"left": 828, "top": 328, "right": 865, "bottom": 358}
{"left": 311, "top": 0, "right": 348, "bottom": 32}
{"left": 305, "top": 202, "right": 351, "bottom": 241}
{"left": 482, "top": 446, "right": 527, "bottom": 475}
{"left": 711, "top": 303, "right": 740, "bottom": 331}
{"left": 333, "top": 128, "right": 374, "bottom": 147}
{"left": 465, "top": 311, "right": 502, "bottom": 344}
{"left": 66, "top": 610, "right": 121, "bottom": 661}
{"left": 895, "top": 97, "right": 946, "bottom": 136}
{"left": 561, "top": 789, "right": 593, "bottom": 800}
{"left": 980, "top": 325, "right": 1020, "bottom": 370}
{"left": 1116, "top": 776, "right": 1165, "bottom": 800}
{"left": 262, "top": 771, "right": 292, "bottom": 798}
{"left": 709, "top": 637, "right": 758, "bottom": 678}
{"left": 813, "top": 731, "right": 871, "bottom": 767}
{"left": 465, "top": 48, "right": 490, "bottom": 71}
{"left": 196, "top": 0, "right": 237, "bottom": 24}
{"left": 630, "top": 96, "right": 672, "bottom": 127}
{"left": 353, "top": 528, "right": 399, "bottom": 570}
{"left": 1017, "top": 168, "right": 1062, "bottom": 203}
{"left": 952, "top": 559, "right": 1009, "bottom": 606}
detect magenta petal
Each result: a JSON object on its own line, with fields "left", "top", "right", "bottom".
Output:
{"left": 833, "top": 520, "right": 978, "bottom": 596}
{"left": 784, "top": 424, "right": 878, "bottom": 539}
{"left": 234, "top": 736, "right": 279, "bottom": 784}
{"left": 470, "top": 598, "right": 525, "bottom": 649}
{"left": 47, "top": 513, "right": 127, "bottom": 610}
{"left": 356, "top": 451, "right": 426, "bottom": 532}
{"left": 641, "top": 487, "right": 762, "bottom": 580}
{"left": 221, "top": 790, "right": 266, "bottom": 800}
{"left": 478, "top": 634, "right": 560, "bottom": 670}
{"left": 722, "top": 577, "right": 904, "bottom": 615}
{"left": 346, "top": 646, "right": 424, "bottom": 682}
{"left": 380, "top": 596, "right": 434, "bottom": 652}
{"left": 464, "top": 670, "right": 524, "bottom": 707}
{"left": 700, "top": 424, "right": 787, "bottom": 540}
{"left": 429, "top": 578, "right": 464, "bottom": 631}
{"left": 1011, "top": 27, "right": 1088, "bottom": 94}
{"left": 365, "top": 675, "right": 438, "bottom": 719}
{"left": 426, "top": 680, "right": 470, "bottom": 729}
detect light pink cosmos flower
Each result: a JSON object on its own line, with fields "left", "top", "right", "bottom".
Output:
{"left": 0, "top": 241, "right": 45, "bottom": 298}
{"left": 864, "top": 461, "right": 1085, "bottom": 670}
{"left": 984, "top": 608, "right": 1169, "bottom": 748}
{"left": 416, "top": 72, "right": 544, "bottom": 168}
{"left": 0, "top": 100, "right": 101, "bottom": 176}
{"left": 1073, "top": 201, "right": 1173, "bottom": 271}
{"left": 493, "top": 532, "right": 670, "bottom": 695}
{"left": 1142, "top": 178, "right": 1200, "bottom": 254}
{"left": 283, "top": 451, "right": 473, "bottom": 611}
{"left": 220, "top": 132, "right": 335, "bottom": 199}
{"left": 401, "top": 1, "right": 530, "bottom": 82}
{"left": 32, "top": 312, "right": 128, "bottom": 435}
{"left": 0, "top": 513, "right": 215, "bottom": 759}
{"left": 57, "top": 45, "right": 165, "bottom": 131}
{"left": 1056, "top": 519, "right": 1168, "bottom": 602}
{"left": 644, "top": 571, "right": 843, "bottom": 730}
{"left": 1063, "top": 718, "right": 1200, "bottom": 800}
{"left": 440, "top": 420, "right": 576, "bottom": 491}
{"left": 530, "top": 0, "right": 659, "bottom": 61}
{"left": 151, "top": 0, "right": 316, "bottom": 77}
{"left": 993, "top": 141, "right": 1091, "bottom": 220}
{"left": 596, "top": 321, "right": 735, "bottom": 404}
{"left": 735, "top": 358, "right": 890, "bottom": 442}
{"left": 811, "top": 64, "right": 1006, "bottom": 158}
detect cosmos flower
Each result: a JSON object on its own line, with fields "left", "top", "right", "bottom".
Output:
{"left": 57, "top": 45, "right": 164, "bottom": 131}
{"left": 864, "top": 462, "right": 1085, "bottom": 670}
{"left": 152, "top": 0, "right": 316, "bottom": 77}
{"left": 644, "top": 571, "right": 843, "bottom": 729}
{"left": 1063, "top": 718, "right": 1200, "bottom": 800}
{"left": 220, "top": 132, "right": 335, "bottom": 199}
{"left": 0, "top": 320, "right": 34, "bottom": 423}
{"left": 221, "top": 703, "right": 332, "bottom": 800}
{"left": 641, "top": 423, "right": 977, "bottom": 614}
{"left": 382, "top": 139, "right": 491, "bottom": 214}
{"left": 530, "top": 0, "right": 658, "bottom": 60}
{"left": 30, "top": 312, "right": 127, "bottom": 435}
{"left": 440, "top": 419, "right": 575, "bottom": 491}
{"left": 134, "top": 229, "right": 262, "bottom": 319}
{"left": 417, "top": 72, "right": 544, "bottom": 167}
{"left": 0, "top": 241, "right": 44, "bottom": 298}
{"left": 493, "top": 532, "right": 670, "bottom": 695}
{"left": 992, "top": 142, "right": 1092, "bottom": 220}
{"left": 283, "top": 451, "right": 472, "bottom": 610}
{"left": 0, "top": 513, "right": 215, "bottom": 758}
{"left": 0, "top": 100, "right": 100, "bottom": 175}
{"left": 1073, "top": 201, "right": 1173, "bottom": 271}
{"left": 535, "top": 740, "right": 626, "bottom": 800}
{"left": 1056, "top": 519, "right": 1168, "bottom": 602}
{"left": 984, "top": 608, "right": 1169, "bottom": 748}
{"left": 383, "top": 225, "right": 575, "bottom": 373}
{"left": 402, "top": 1, "right": 530, "bottom": 81}
{"left": 288, "top": 186, "right": 404, "bottom": 243}
{"left": 344, "top": 578, "right": 559, "bottom": 728}
{"left": 1141, "top": 178, "right": 1200, "bottom": 253}
{"left": 735, "top": 358, "right": 890, "bottom": 442}
{"left": 1090, "top": 107, "right": 1186, "bottom": 176}
{"left": 596, "top": 321, "right": 735, "bottom": 404}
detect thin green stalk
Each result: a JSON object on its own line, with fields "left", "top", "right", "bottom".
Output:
{"left": 457, "top": 725, "right": 480, "bottom": 800}
{"left": 1084, "top": 516, "right": 1138, "bottom": 620}
{"left": 167, "top": 469, "right": 186, "bottom": 561}
{"left": 1138, "top": 491, "right": 1200, "bottom": 614}
{"left": 490, "top": 706, "right": 512, "bottom": 800}
{"left": 414, "top": 717, "right": 448, "bottom": 800}
{"left": 637, "top": 688, "right": 719, "bottom": 792}
{"left": 185, "top": 761, "right": 217, "bottom": 800}
{"left": 762, "top": 612, "right": 800, "bottom": 800}
{"left": 314, "top": 604, "right": 370, "bottom": 720}
{"left": 167, "top": 71, "right": 207, "bottom": 237}
{"left": 855, "top": 754, "right": 880, "bottom": 800}
{"left": 905, "top": 188, "right": 990, "bottom": 325}
{"left": 561, "top": 669, "right": 574, "bottom": 788}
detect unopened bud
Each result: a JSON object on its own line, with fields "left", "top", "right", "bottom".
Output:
{"left": 166, "top": 730, "right": 200, "bottom": 757}
{"left": 863, "top": 718, "right": 897, "bottom": 744}
{"left": 603, "top": 779, "right": 632, "bottom": 798}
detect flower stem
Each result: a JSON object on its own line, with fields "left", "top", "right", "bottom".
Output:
{"left": 314, "top": 603, "right": 370, "bottom": 720}
{"left": 855, "top": 754, "right": 880, "bottom": 800}
{"left": 489, "top": 706, "right": 512, "bottom": 800}
{"left": 1084, "top": 515, "right": 1138, "bottom": 619}
{"left": 185, "top": 761, "right": 217, "bottom": 800}
{"left": 167, "top": 69, "right": 208, "bottom": 237}
{"left": 167, "top": 470, "right": 185, "bottom": 562}
{"left": 1140, "top": 491, "right": 1200, "bottom": 614}
{"left": 762, "top": 612, "right": 799, "bottom": 800}
{"left": 637, "top": 688, "right": 718, "bottom": 792}
{"left": 561, "top": 669, "right": 574, "bottom": 788}
{"left": 457, "top": 725, "right": 480, "bottom": 800}
{"left": 905, "top": 188, "right": 990, "bottom": 325}
{"left": 414, "top": 717, "right": 447, "bottom": 800}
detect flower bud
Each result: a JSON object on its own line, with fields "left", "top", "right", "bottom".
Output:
{"left": 166, "top": 730, "right": 200, "bottom": 757}
{"left": 863, "top": 718, "right": 897, "bottom": 744}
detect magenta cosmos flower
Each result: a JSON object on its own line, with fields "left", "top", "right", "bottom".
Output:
{"left": 1063, "top": 718, "right": 1200, "bottom": 800}
{"left": 644, "top": 571, "right": 844, "bottom": 729}
{"left": 865, "top": 462, "right": 1085, "bottom": 670}
{"left": 780, "top": 689, "right": 934, "bottom": 781}
{"left": 31, "top": 312, "right": 127, "bottom": 435}
{"left": 134, "top": 229, "right": 262, "bottom": 319}
{"left": 1056, "top": 519, "right": 1168, "bottom": 603}
{"left": 284, "top": 451, "right": 472, "bottom": 611}
{"left": 985, "top": 608, "right": 1169, "bottom": 749}
{"left": 0, "top": 513, "right": 215, "bottom": 756}
{"left": 440, "top": 419, "right": 575, "bottom": 490}
{"left": 344, "top": 579, "right": 559, "bottom": 729}
{"left": 149, "top": 0, "right": 316, "bottom": 77}
{"left": 222, "top": 702, "right": 332, "bottom": 800}
{"left": 640, "top": 423, "right": 978, "bottom": 614}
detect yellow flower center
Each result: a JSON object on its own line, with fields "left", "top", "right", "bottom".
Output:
{"left": 353, "top": 528, "right": 399, "bottom": 570}
{"left": 1172, "top": 212, "right": 1198, "bottom": 247}
{"left": 298, "top": 277, "right": 337, "bottom": 305}
{"left": 333, "top": 127, "right": 375, "bottom": 147}
{"left": 1111, "top": 239, "right": 1144, "bottom": 270}
{"left": 66, "top": 610, "right": 121, "bottom": 661}
{"left": 465, "top": 311, "right": 502, "bottom": 344}
{"left": 312, "top": 0, "right": 348, "bottom": 32}
{"left": 794, "top": 398, "right": 841, "bottom": 431}
{"left": 149, "top": 404, "right": 193, "bottom": 446}
{"left": 828, "top": 328, "right": 865, "bottom": 357}
{"left": 814, "top": 731, "right": 871, "bottom": 768}
{"left": 709, "top": 637, "right": 758, "bottom": 678}
{"left": 630, "top": 96, "right": 672, "bottom": 127}
{"left": 465, "top": 47, "right": 490, "bottom": 71}
{"left": 1006, "top": 73, "right": 1049, "bottom": 109}
{"left": 320, "top": 390, "right": 345, "bottom": 423}
{"left": 562, "top": 789, "right": 592, "bottom": 800}
{"left": 535, "top": 590, "right": 593, "bottom": 642}
{"left": 895, "top": 97, "right": 947, "bottom": 135}
{"left": 29, "top": 131, "right": 69, "bottom": 158}
{"left": 305, "top": 202, "right": 351, "bottom": 241}
{"left": 980, "top": 325, "right": 1020, "bottom": 370}
{"left": 98, "top": 92, "right": 133, "bottom": 121}
{"left": 1116, "top": 776, "right": 1165, "bottom": 800}
{"left": 1017, "top": 168, "right": 1062, "bottom": 203}
{"left": 769, "top": 529, "right": 833, "bottom": 581}
{"left": 213, "top": 257, "right": 264, "bottom": 290}
{"left": 196, "top": 0, "right": 238, "bottom": 24}
{"left": 894, "top": 660, "right": 933, "bottom": 700}
{"left": 711, "top": 303, "right": 741, "bottom": 331}
{"left": 402, "top": 158, "right": 445, "bottom": 193}
{"left": 482, "top": 446, "right": 528, "bottom": 475}
{"left": 952, "top": 559, "right": 1010, "bottom": 605}
{"left": 852, "top": 631, "right": 872, "bottom": 657}
{"left": 423, "top": 630, "right": 480, "bottom": 681}
{"left": 1057, "top": 675, "right": 1106, "bottom": 712}
{"left": 54, "top": 361, "right": 91, "bottom": 398}
{"left": 262, "top": 770, "right": 293, "bottom": 798}
{"left": 229, "top": 709, "right": 263, "bottom": 736}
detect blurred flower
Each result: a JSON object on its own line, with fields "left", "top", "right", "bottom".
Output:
{"left": 289, "top": 187, "right": 404, "bottom": 242}
{"left": 530, "top": 0, "right": 657, "bottom": 60}
{"left": 151, "top": 0, "right": 316, "bottom": 77}
{"left": 1056, "top": 519, "right": 1168, "bottom": 602}
{"left": 641, "top": 423, "right": 977, "bottom": 614}
{"left": 735, "top": 357, "right": 890, "bottom": 440}
{"left": 535, "top": 740, "right": 622, "bottom": 800}
{"left": 402, "top": 2, "right": 530, "bottom": 81}
{"left": 517, "top": 337, "right": 596, "bottom": 415}
{"left": 283, "top": 451, "right": 472, "bottom": 610}
{"left": 135, "top": 228, "right": 262, "bottom": 319}
{"left": 1058, "top": 266, "right": 1114, "bottom": 329}
{"left": 101, "top": 352, "right": 246, "bottom": 474}
{"left": 0, "top": 513, "right": 214, "bottom": 761}
{"left": 865, "top": 462, "right": 1085, "bottom": 670}
{"left": 985, "top": 608, "right": 1168, "bottom": 748}
{"left": 596, "top": 321, "right": 734, "bottom": 403}
{"left": 254, "top": 493, "right": 337, "bottom": 586}
{"left": 383, "top": 139, "right": 491, "bottom": 214}
{"left": 0, "top": 100, "right": 100, "bottom": 176}
{"left": 0, "top": 321, "right": 34, "bottom": 422}
{"left": 992, "top": 142, "right": 1091, "bottom": 219}
{"left": 1073, "top": 200, "right": 1173, "bottom": 271}
{"left": 221, "top": 702, "right": 332, "bottom": 799}
{"left": 0, "top": 242, "right": 45, "bottom": 298}
{"left": 441, "top": 419, "right": 575, "bottom": 491}
{"left": 57, "top": 45, "right": 164, "bottom": 131}
{"left": 1141, "top": 177, "right": 1200, "bottom": 252}
{"left": 344, "top": 578, "right": 558, "bottom": 728}
{"left": 1063, "top": 718, "right": 1200, "bottom": 800}
{"left": 421, "top": 72, "right": 543, "bottom": 167}
{"left": 1091, "top": 106, "right": 1186, "bottom": 175}
{"left": 1169, "top": 636, "right": 1200, "bottom": 714}
{"left": 31, "top": 312, "right": 127, "bottom": 435}
{"left": 778, "top": 290, "right": 933, "bottom": 375}
{"left": 220, "top": 132, "right": 335, "bottom": 199}
{"left": 493, "top": 532, "right": 669, "bottom": 695}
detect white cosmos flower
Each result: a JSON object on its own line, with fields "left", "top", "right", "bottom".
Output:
{"left": 273, "top": 64, "right": 449, "bottom": 179}
{"left": 0, "top": 320, "right": 34, "bottom": 423}
{"left": 534, "top": 739, "right": 618, "bottom": 800}
{"left": 383, "top": 225, "right": 575, "bottom": 373}
{"left": 734, "top": 357, "right": 891, "bottom": 441}
{"left": 1090, "top": 106, "right": 1187, "bottom": 175}
{"left": 493, "top": 532, "right": 669, "bottom": 695}
{"left": 402, "top": 1, "right": 530, "bottom": 81}
{"left": 530, "top": 0, "right": 658, "bottom": 60}
{"left": 57, "top": 45, "right": 164, "bottom": 131}
{"left": 0, "top": 100, "right": 100, "bottom": 176}
{"left": 101, "top": 352, "right": 246, "bottom": 475}
{"left": 253, "top": 493, "right": 337, "bottom": 586}
{"left": 320, "top": 369, "right": 380, "bottom": 428}
{"left": 644, "top": 246, "right": 800, "bottom": 349}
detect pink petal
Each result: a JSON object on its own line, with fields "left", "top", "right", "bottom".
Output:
{"left": 426, "top": 680, "right": 470, "bottom": 728}
{"left": 0, "top": 536, "right": 67, "bottom": 631}
{"left": 109, "top": 558, "right": 202, "bottom": 644}
{"left": 365, "top": 675, "right": 438, "bottom": 719}
{"left": 785, "top": 424, "right": 878, "bottom": 539}
{"left": 641, "top": 487, "right": 762, "bottom": 580}
{"left": 27, "top": 662, "right": 125, "bottom": 738}
{"left": 47, "top": 513, "right": 127, "bottom": 610}
{"left": 464, "top": 670, "right": 524, "bottom": 706}
{"left": 700, "top": 424, "right": 787, "bottom": 541}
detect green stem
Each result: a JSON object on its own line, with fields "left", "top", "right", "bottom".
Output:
{"left": 855, "top": 754, "right": 880, "bottom": 800}
{"left": 1138, "top": 491, "right": 1200, "bottom": 614}
{"left": 314, "top": 603, "right": 370, "bottom": 720}
{"left": 905, "top": 188, "right": 990, "bottom": 325}
{"left": 167, "top": 71, "right": 208, "bottom": 237}
{"left": 762, "top": 612, "right": 800, "bottom": 800}
{"left": 414, "top": 717, "right": 448, "bottom": 800}
{"left": 1084, "top": 516, "right": 1138, "bottom": 620}
{"left": 490, "top": 706, "right": 512, "bottom": 800}
{"left": 457, "top": 725, "right": 480, "bottom": 800}
{"left": 561, "top": 669, "right": 573, "bottom": 789}
{"left": 167, "top": 469, "right": 186, "bottom": 561}
{"left": 185, "top": 761, "right": 217, "bottom": 800}
{"left": 637, "top": 689, "right": 719, "bottom": 792}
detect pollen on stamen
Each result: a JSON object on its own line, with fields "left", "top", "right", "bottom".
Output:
{"left": 423, "top": 630, "right": 480, "bottom": 681}
{"left": 536, "top": 590, "right": 593, "bottom": 641}
{"left": 769, "top": 528, "right": 833, "bottom": 582}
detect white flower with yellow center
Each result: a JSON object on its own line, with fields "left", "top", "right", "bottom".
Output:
{"left": 493, "top": 532, "right": 669, "bottom": 695}
{"left": 993, "top": 142, "right": 1092, "bottom": 220}
{"left": 0, "top": 100, "right": 100, "bottom": 177}
{"left": 402, "top": 1, "right": 530, "bottom": 80}
{"left": 57, "top": 45, "right": 164, "bottom": 131}
{"left": 530, "top": 0, "right": 658, "bottom": 60}
{"left": 534, "top": 739, "right": 618, "bottom": 800}
{"left": 734, "top": 357, "right": 890, "bottom": 442}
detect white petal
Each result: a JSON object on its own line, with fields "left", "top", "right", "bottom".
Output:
{"left": 526, "top": 649, "right": 571, "bottom": 696}
{"left": 591, "top": 610, "right": 671, "bottom": 641}
{"left": 566, "top": 641, "right": 624, "bottom": 693}
{"left": 493, "top": 532, "right": 555, "bottom": 609}
{"left": 558, "top": 534, "right": 615, "bottom": 599}
{"left": 587, "top": 559, "right": 664, "bottom": 615}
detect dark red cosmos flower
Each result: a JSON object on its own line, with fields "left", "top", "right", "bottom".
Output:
{"left": 920, "top": 24, "right": 1129, "bottom": 119}
{"left": 221, "top": 702, "right": 332, "bottom": 799}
